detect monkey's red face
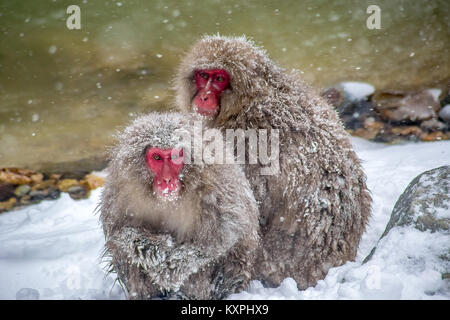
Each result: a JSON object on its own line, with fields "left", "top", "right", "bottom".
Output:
{"left": 193, "top": 69, "right": 230, "bottom": 117}
{"left": 145, "top": 147, "right": 184, "bottom": 198}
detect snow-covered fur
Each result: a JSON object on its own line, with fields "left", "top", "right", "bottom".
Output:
{"left": 174, "top": 35, "right": 372, "bottom": 289}
{"left": 99, "top": 112, "right": 260, "bottom": 299}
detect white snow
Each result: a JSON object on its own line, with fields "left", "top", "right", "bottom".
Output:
{"left": 427, "top": 88, "right": 442, "bottom": 102}
{"left": 0, "top": 138, "right": 449, "bottom": 300}
{"left": 339, "top": 82, "right": 375, "bottom": 101}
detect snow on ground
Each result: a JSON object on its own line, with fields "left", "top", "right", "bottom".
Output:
{"left": 0, "top": 138, "right": 449, "bottom": 300}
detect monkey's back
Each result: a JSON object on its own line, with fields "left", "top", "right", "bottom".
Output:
{"left": 233, "top": 82, "right": 372, "bottom": 289}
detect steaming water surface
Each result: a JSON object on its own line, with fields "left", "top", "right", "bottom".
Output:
{"left": 0, "top": 0, "right": 448, "bottom": 170}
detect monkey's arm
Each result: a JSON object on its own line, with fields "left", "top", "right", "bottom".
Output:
{"left": 106, "top": 226, "right": 214, "bottom": 294}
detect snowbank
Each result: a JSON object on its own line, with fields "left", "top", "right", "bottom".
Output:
{"left": 0, "top": 138, "right": 449, "bottom": 299}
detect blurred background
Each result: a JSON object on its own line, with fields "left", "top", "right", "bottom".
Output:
{"left": 0, "top": 0, "right": 449, "bottom": 175}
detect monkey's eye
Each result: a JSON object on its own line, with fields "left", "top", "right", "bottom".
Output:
{"left": 153, "top": 154, "right": 162, "bottom": 161}
{"left": 200, "top": 73, "right": 209, "bottom": 80}
{"left": 215, "top": 75, "right": 224, "bottom": 82}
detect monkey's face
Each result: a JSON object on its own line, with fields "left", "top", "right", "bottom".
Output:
{"left": 192, "top": 69, "right": 230, "bottom": 117}
{"left": 145, "top": 147, "right": 184, "bottom": 199}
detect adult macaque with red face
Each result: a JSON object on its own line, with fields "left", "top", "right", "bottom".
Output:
{"left": 99, "top": 112, "right": 259, "bottom": 299}
{"left": 175, "top": 35, "right": 372, "bottom": 289}
{"left": 192, "top": 69, "right": 230, "bottom": 116}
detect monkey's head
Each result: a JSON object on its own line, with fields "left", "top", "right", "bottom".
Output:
{"left": 109, "top": 112, "right": 195, "bottom": 202}
{"left": 175, "top": 35, "right": 284, "bottom": 124}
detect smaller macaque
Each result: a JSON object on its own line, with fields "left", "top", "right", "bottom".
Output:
{"left": 99, "top": 112, "right": 259, "bottom": 299}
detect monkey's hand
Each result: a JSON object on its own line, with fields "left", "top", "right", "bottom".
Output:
{"left": 142, "top": 242, "right": 215, "bottom": 293}
{"left": 108, "top": 227, "right": 213, "bottom": 293}
{"left": 107, "top": 227, "right": 172, "bottom": 268}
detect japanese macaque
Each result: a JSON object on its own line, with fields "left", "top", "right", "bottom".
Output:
{"left": 174, "top": 35, "right": 372, "bottom": 289}
{"left": 99, "top": 112, "right": 259, "bottom": 299}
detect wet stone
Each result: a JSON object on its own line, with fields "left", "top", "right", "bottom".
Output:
{"left": 29, "top": 190, "right": 48, "bottom": 201}
{"left": 31, "top": 179, "right": 58, "bottom": 191}
{"left": 14, "top": 184, "right": 31, "bottom": 197}
{"left": 0, "top": 169, "right": 33, "bottom": 185}
{"left": 47, "top": 188, "right": 61, "bottom": 200}
{"left": 373, "top": 90, "right": 440, "bottom": 123}
{"left": 419, "top": 131, "right": 448, "bottom": 142}
{"left": 364, "top": 165, "right": 450, "bottom": 263}
{"left": 67, "top": 186, "right": 90, "bottom": 200}
{"left": 30, "top": 173, "right": 44, "bottom": 184}
{"left": 384, "top": 165, "right": 449, "bottom": 234}
{"left": 438, "top": 105, "right": 450, "bottom": 124}
{"left": 391, "top": 126, "right": 422, "bottom": 137}
{"left": 81, "top": 173, "right": 105, "bottom": 190}
{"left": 0, "top": 198, "right": 17, "bottom": 212}
{"left": 420, "top": 118, "right": 448, "bottom": 132}
{"left": 57, "top": 179, "right": 80, "bottom": 192}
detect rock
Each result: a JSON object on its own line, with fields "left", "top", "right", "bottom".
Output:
{"left": 341, "top": 100, "right": 376, "bottom": 130}
{"left": 0, "top": 183, "right": 16, "bottom": 201}
{"left": 31, "top": 179, "right": 58, "bottom": 191}
{"left": 30, "top": 173, "right": 44, "bottom": 184}
{"left": 0, "top": 198, "right": 17, "bottom": 212}
{"left": 50, "top": 173, "right": 62, "bottom": 180}
{"left": 57, "top": 179, "right": 79, "bottom": 192}
{"left": 419, "top": 131, "right": 448, "bottom": 142}
{"left": 364, "top": 166, "right": 450, "bottom": 263}
{"left": 16, "top": 288, "right": 40, "bottom": 300}
{"left": 353, "top": 118, "right": 384, "bottom": 140}
{"left": 29, "top": 190, "right": 48, "bottom": 201}
{"left": 14, "top": 184, "right": 31, "bottom": 197}
{"left": 420, "top": 118, "right": 448, "bottom": 131}
{"left": 391, "top": 126, "right": 422, "bottom": 137}
{"left": 20, "top": 195, "right": 32, "bottom": 205}
{"left": 0, "top": 169, "right": 32, "bottom": 185}
{"left": 81, "top": 173, "right": 105, "bottom": 190}
{"left": 439, "top": 105, "right": 450, "bottom": 124}
{"left": 384, "top": 165, "right": 449, "bottom": 233}
{"left": 373, "top": 90, "right": 440, "bottom": 123}
{"left": 67, "top": 185, "right": 90, "bottom": 200}
{"left": 47, "top": 188, "right": 61, "bottom": 200}
{"left": 439, "top": 89, "right": 450, "bottom": 107}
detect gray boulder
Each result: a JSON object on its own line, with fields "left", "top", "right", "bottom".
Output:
{"left": 364, "top": 165, "right": 449, "bottom": 263}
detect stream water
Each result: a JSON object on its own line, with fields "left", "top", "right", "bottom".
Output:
{"left": 0, "top": 0, "right": 448, "bottom": 171}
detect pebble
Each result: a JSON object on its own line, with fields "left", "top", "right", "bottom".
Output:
{"left": 420, "top": 118, "right": 448, "bottom": 132}
{"left": 57, "top": 179, "right": 79, "bottom": 192}
{"left": 373, "top": 90, "right": 440, "bottom": 122}
{"left": 0, "top": 198, "right": 17, "bottom": 212}
{"left": 14, "top": 184, "right": 31, "bottom": 197}
{"left": 67, "top": 186, "right": 90, "bottom": 200}
{"left": 0, "top": 171, "right": 103, "bottom": 213}
{"left": 438, "top": 105, "right": 450, "bottom": 124}
{"left": 29, "top": 190, "right": 48, "bottom": 201}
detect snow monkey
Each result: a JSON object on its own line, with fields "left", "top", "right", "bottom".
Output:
{"left": 174, "top": 35, "right": 372, "bottom": 289}
{"left": 99, "top": 112, "right": 259, "bottom": 299}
